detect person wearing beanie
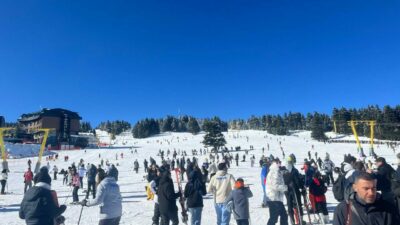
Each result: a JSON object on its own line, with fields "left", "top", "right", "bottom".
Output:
{"left": 19, "top": 168, "right": 66, "bottom": 225}
{"left": 81, "top": 165, "right": 122, "bottom": 225}
{"left": 207, "top": 162, "right": 236, "bottom": 225}
{"left": 225, "top": 178, "right": 253, "bottom": 225}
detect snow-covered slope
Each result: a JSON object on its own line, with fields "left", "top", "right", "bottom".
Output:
{"left": 1, "top": 130, "right": 398, "bottom": 225}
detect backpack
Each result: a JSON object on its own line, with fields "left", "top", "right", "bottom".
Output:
{"left": 333, "top": 173, "right": 346, "bottom": 202}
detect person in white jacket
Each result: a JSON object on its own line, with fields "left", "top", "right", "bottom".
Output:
{"left": 207, "top": 162, "right": 236, "bottom": 225}
{"left": 265, "top": 160, "right": 288, "bottom": 225}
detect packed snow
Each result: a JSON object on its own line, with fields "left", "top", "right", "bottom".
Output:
{"left": 1, "top": 130, "right": 398, "bottom": 225}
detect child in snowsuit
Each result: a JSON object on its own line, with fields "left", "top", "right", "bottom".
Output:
{"left": 309, "top": 171, "right": 329, "bottom": 224}
{"left": 225, "top": 178, "right": 253, "bottom": 225}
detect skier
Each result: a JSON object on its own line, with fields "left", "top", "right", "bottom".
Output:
{"left": 80, "top": 168, "right": 122, "bottom": 225}
{"left": 144, "top": 159, "right": 149, "bottom": 173}
{"left": 71, "top": 168, "right": 81, "bottom": 203}
{"left": 158, "top": 170, "right": 181, "bottom": 225}
{"left": 207, "top": 162, "right": 236, "bottom": 225}
{"left": 260, "top": 160, "right": 270, "bottom": 207}
{"left": 52, "top": 165, "right": 58, "bottom": 180}
{"left": 282, "top": 157, "right": 305, "bottom": 225}
{"left": 1, "top": 169, "right": 8, "bottom": 194}
{"left": 309, "top": 171, "right": 329, "bottom": 224}
{"left": 322, "top": 156, "right": 335, "bottom": 186}
{"left": 86, "top": 164, "right": 97, "bottom": 199}
{"left": 19, "top": 167, "right": 67, "bottom": 225}
{"left": 184, "top": 164, "right": 207, "bottom": 225}
{"left": 225, "top": 178, "right": 253, "bottom": 225}
{"left": 23, "top": 167, "right": 34, "bottom": 193}
{"left": 250, "top": 155, "right": 255, "bottom": 167}
{"left": 134, "top": 159, "right": 140, "bottom": 174}
{"left": 265, "top": 159, "right": 288, "bottom": 225}
{"left": 78, "top": 164, "right": 86, "bottom": 189}
{"left": 150, "top": 166, "right": 164, "bottom": 225}
{"left": 235, "top": 154, "right": 239, "bottom": 167}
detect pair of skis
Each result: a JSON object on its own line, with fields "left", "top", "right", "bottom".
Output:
{"left": 300, "top": 189, "right": 325, "bottom": 225}
{"left": 174, "top": 168, "right": 189, "bottom": 225}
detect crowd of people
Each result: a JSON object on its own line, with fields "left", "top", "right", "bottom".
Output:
{"left": 4, "top": 143, "right": 400, "bottom": 225}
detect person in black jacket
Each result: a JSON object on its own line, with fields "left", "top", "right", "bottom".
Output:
{"left": 282, "top": 159, "right": 305, "bottom": 225}
{"left": 86, "top": 164, "right": 97, "bottom": 199}
{"left": 373, "top": 157, "right": 396, "bottom": 203}
{"left": 158, "top": 170, "right": 181, "bottom": 225}
{"left": 19, "top": 168, "right": 66, "bottom": 225}
{"left": 184, "top": 164, "right": 207, "bottom": 225}
{"left": 333, "top": 172, "right": 400, "bottom": 225}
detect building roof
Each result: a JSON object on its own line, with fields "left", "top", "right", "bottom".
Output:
{"left": 19, "top": 108, "right": 82, "bottom": 122}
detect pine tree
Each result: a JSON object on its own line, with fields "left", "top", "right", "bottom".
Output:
{"left": 311, "top": 113, "right": 327, "bottom": 141}
{"left": 202, "top": 119, "right": 226, "bottom": 151}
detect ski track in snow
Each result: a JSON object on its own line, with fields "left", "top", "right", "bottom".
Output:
{"left": 1, "top": 130, "right": 398, "bottom": 225}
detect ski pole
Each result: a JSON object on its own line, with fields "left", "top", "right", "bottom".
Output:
{"left": 77, "top": 198, "right": 86, "bottom": 225}
{"left": 77, "top": 204, "right": 84, "bottom": 225}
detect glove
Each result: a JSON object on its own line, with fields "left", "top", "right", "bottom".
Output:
{"left": 80, "top": 199, "right": 88, "bottom": 206}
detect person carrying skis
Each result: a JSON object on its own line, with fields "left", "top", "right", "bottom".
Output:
{"left": 207, "top": 162, "right": 236, "bottom": 225}
{"left": 184, "top": 164, "right": 207, "bottom": 225}
{"left": 309, "top": 171, "right": 329, "bottom": 224}
{"left": 225, "top": 178, "right": 253, "bottom": 225}
{"left": 282, "top": 157, "right": 305, "bottom": 225}
{"left": 19, "top": 167, "right": 67, "bottom": 225}
{"left": 24, "top": 167, "right": 34, "bottom": 193}
{"left": 158, "top": 170, "right": 181, "bottom": 225}
{"left": 150, "top": 166, "right": 164, "bottom": 225}
{"left": 81, "top": 168, "right": 122, "bottom": 225}
{"left": 265, "top": 159, "right": 288, "bottom": 225}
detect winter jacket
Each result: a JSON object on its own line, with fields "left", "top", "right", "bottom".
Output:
{"left": 78, "top": 167, "right": 86, "bottom": 177}
{"left": 158, "top": 173, "right": 180, "bottom": 214}
{"left": 261, "top": 164, "right": 269, "bottom": 189}
{"left": 323, "top": 160, "right": 335, "bottom": 173}
{"left": 283, "top": 165, "right": 303, "bottom": 194}
{"left": 225, "top": 187, "right": 253, "bottom": 220}
{"left": 150, "top": 177, "right": 160, "bottom": 204}
{"left": 376, "top": 163, "right": 395, "bottom": 193}
{"left": 19, "top": 183, "right": 66, "bottom": 225}
{"left": 265, "top": 162, "right": 287, "bottom": 202}
{"left": 184, "top": 171, "right": 207, "bottom": 208}
{"left": 207, "top": 170, "right": 235, "bottom": 203}
{"left": 309, "top": 177, "right": 327, "bottom": 203}
{"left": 333, "top": 193, "right": 400, "bottom": 225}
{"left": 86, "top": 177, "right": 122, "bottom": 220}
{"left": 72, "top": 174, "right": 80, "bottom": 187}
{"left": 208, "top": 163, "right": 217, "bottom": 175}
{"left": 1, "top": 171, "right": 7, "bottom": 181}
{"left": 304, "top": 166, "right": 315, "bottom": 187}
{"left": 24, "top": 171, "right": 33, "bottom": 183}
{"left": 87, "top": 165, "right": 97, "bottom": 183}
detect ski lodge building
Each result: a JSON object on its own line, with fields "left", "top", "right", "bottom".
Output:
{"left": 18, "top": 108, "right": 82, "bottom": 148}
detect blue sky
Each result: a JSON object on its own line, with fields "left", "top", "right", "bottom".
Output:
{"left": 1, "top": 1, "right": 399, "bottom": 126}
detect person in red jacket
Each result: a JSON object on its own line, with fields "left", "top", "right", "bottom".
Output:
{"left": 309, "top": 171, "right": 329, "bottom": 224}
{"left": 23, "top": 167, "right": 33, "bottom": 193}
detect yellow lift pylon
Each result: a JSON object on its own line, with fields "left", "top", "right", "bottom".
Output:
{"left": 347, "top": 120, "right": 376, "bottom": 157}
{"left": 0, "top": 128, "right": 15, "bottom": 170}
{"left": 34, "top": 128, "right": 51, "bottom": 173}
